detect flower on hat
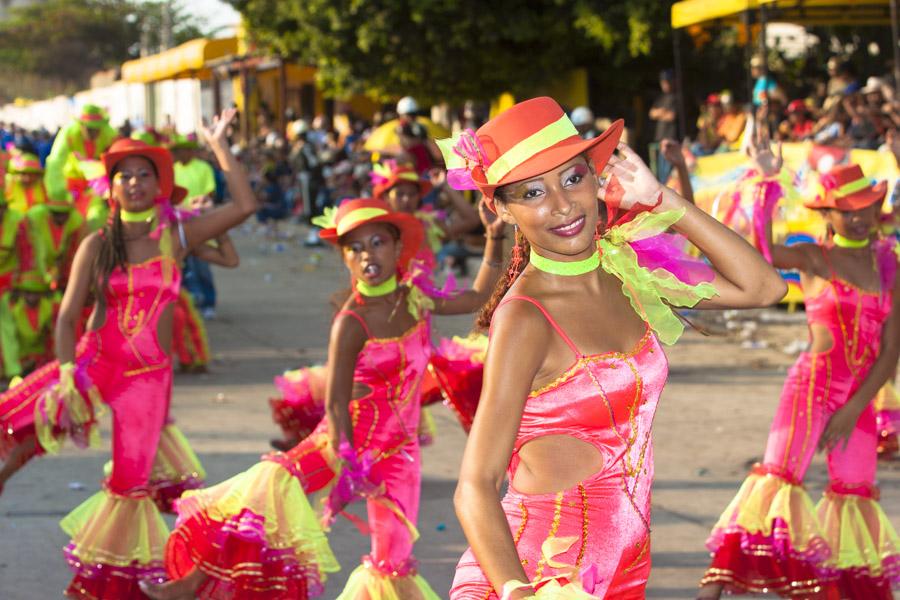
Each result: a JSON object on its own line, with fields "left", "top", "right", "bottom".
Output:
{"left": 311, "top": 206, "right": 338, "bottom": 229}
{"left": 435, "top": 129, "right": 491, "bottom": 191}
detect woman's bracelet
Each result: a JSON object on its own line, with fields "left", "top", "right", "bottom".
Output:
{"left": 483, "top": 258, "right": 503, "bottom": 269}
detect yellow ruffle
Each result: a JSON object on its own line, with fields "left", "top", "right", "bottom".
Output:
{"left": 816, "top": 491, "right": 900, "bottom": 574}
{"left": 335, "top": 564, "right": 441, "bottom": 600}
{"left": 712, "top": 471, "right": 824, "bottom": 554}
{"left": 874, "top": 382, "right": 900, "bottom": 413}
{"left": 177, "top": 460, "right": 339, "bottom": 575}
{"left": 60, "top": 489, "right": 168, "bottom": 567}
{"left": 151, "top": 423, "right": 206, "bottom": 483}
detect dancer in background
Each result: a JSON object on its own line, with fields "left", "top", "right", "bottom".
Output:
{"left": 0, "top": 190, "right": 29, "bottom": 299}
{"left": 24, "top": 197, "right": 85, "bottom": 291}
{"left": 144, "top": 197, "right": 503, "bottom": 600}
{"left": 0, "top": 271, "right": 58, "bottom": 381}
{"left": 699, "top": 133, "right": 900, "bottom": 598}
{"left": 0, "top": 108, "right": 256, "bottom": 598}
{"left": 445, "top": 97, "right": 784, "bottom": 599}
{"left": 5, "top": 146, "right": 47, "bottom": 213}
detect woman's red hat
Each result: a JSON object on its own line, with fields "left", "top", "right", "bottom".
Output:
{"left": 805, "top": 164, "right": 886, "bottom": 211}
{"left": 102, "top": 138, "right": 175, "bottom": 200}
{"left": 316, "top": 198, "right": 424, "bottom": 271}
{"left": 437, "top": 96, "right": 623, "bottom": 210}
{"left": 371, "top": 162, "right": 432, "bottom": 200}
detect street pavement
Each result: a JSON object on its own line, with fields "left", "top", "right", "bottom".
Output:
{"left": 1, "top": 224, "right": 897, "bottom": 599}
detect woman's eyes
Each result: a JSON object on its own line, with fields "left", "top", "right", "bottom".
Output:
{"left": 564, "top": 172, "right": 584, "bottom": 187}
{"left": 521, "top": 187, "right": 545, "bottom": 200}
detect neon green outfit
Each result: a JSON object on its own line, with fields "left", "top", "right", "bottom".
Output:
{"left": 173, "top": 159, "right": 215, "bottom": 207}
{"left": 0, "top": 206, "right": 27, "bottom": 296}
{"left": 0, "top": 274, "right": 56, "bottom": 378}
{"left": 5, "top": 150, "right": 47, "bottom": 213}
{"left": 25, "top": 203, "right": 84, "bottom": 290}
{"left": 43, "top": 105, "right": 117, "bottom": 210}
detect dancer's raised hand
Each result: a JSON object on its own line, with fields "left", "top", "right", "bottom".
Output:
{"left": 599, "top": 143, "right": 665, "bottom": 212}
{"left": 200, "top": 108, "right": 237, "bottom": 149}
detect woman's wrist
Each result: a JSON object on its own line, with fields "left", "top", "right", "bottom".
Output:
{"left": 655, "top": 185, "right": 688, "bottom": 213}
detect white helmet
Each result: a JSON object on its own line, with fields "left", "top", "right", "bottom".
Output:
{"left": 570, "top": 106, "right": 594, "bottom": 127}
{"left": 397, "top": 96, "right": 419, "bottom": 116}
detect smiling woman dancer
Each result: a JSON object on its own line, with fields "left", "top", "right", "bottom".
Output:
{"left": 698, "top": 139, "right": 900, "bottom": 599}
{"left": 142, "top": 196, "right": 504, "bottom": 600}
{"left": 0, "top": 108, "right": 256, "bottom": 599}
{"left": 444, "top": 97, "right": 786, "bottom": 599}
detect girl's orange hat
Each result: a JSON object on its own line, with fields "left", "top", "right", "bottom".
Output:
{"left": 437, "top": 96, "right": 624, "bottom": 210}
{"left": 102, "top": 138, "right": 175, "bottom": 200}
{"left": 805, "top": 164, "right": 886, "bottom": 211}
{"left": 316, "top": 198, "right": 424, "bottom": 271}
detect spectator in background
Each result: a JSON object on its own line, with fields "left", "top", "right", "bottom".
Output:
{"left": 256, "top": 167, "right": 289, "bottom": 237}
{"left": 693, "top": 94, "right": 725, "bottom": 156}
{"left": 751, "top": 55, "right": 786, "bottom": 108}
{"left": 717, "top": 92, "right": 748, "bottom": 149}
{"left": 649, "top": 69, "right": 678, "bottom": 182}
{"left": 782, "top": 99, "right": 815, "bottom": 141}
{"left": 826, "top": 57, "right": 859, "bottom": 98}
{"left": 171, "top": 134, "right": 220, "bottom": 319}
{"left": 660, "top": 139, "right": 694, "bottom": 205}
{"left": 571, "top": 106, "right": 600, "bottom": 139}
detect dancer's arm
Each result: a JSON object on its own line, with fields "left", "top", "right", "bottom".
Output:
{"left": 455, "top": 303, "right": 546, "bottom": 599}
{"left": 191, "top": 234, "right": 239, "bottom": 268}
{"left": 434, "top": 199, "right": 505, "bottom": 315}
{"left": 431, "top": 170, "right": 481, "bottom": 239}
{"left": 820, "top": 271, "right": 900, "bottom": 451}
{"left": 604, "top": 144, "right": 786, "bottom": 309}
{"left": 54, "top": 232, "right": 101, "bottom": 363}
{"left": 180, "top": 109, "right": 257, "bottom": 253}
{"left": 324, "top": 312, "right": 368, "bottom": 451}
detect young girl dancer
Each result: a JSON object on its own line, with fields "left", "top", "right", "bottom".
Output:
{"left": 269, "top": 162, "right": 498, "bottom": 448}
{"left": 699, "top": 145, "right": 900, "bottom": 597}
{"left": 445, "top": 97, "right": 786, "bottom": 599}
{"left": 0, "top": 108, "right": 257, "bottom": 598}
{"left": 143, "top": 197, "right": 504, "bottom": 600}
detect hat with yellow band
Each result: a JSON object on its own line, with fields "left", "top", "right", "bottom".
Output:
{"left": 436, "top": 96, "right": 623, "bottom": 210}
{"left": 806, "top": 164, "right": 886, "bottom": 211}
{"left": 371, "top": 161, "right": 432, "bottom": 200}
{"left": 79, "top": 104, "right": 109, "bottom": 129}
{"left": 314, "top": 198, "right": 424, "bottom": 271}
{"left": 8, "top": 150, "right": 43, "bottom": 174}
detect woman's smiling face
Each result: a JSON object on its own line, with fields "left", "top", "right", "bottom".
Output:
{"left": 494, "top": 156, "right": 599, "bottom": 260}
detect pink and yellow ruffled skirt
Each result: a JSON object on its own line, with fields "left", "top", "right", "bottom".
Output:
{"left": 702, "top": 464, "right": 900, "bottom": 599}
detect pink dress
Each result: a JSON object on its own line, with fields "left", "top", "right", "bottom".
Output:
{"left": 451, "top": 296, "right": 669, "bottom": 599}
{"left": 0, "top": 253, "right": 181, "bottom": 598}
{"left": 702, "top": 241, "right": 900, "bottom": 599}
{"left": 165, "top": 311, "right": 439, "bottom": 599}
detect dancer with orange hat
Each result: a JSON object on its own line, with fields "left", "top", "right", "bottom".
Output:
{"left": 699, "top": 133, "right": 900, "bottom": 598}
{"left": 143, "top": 197, "right": 504, "bottom": 600}
{"left": 0, "top": 108, "right": 257, "bottom": 598}
{"left": 442, "top": 97, "right": 784, "bottom": 599}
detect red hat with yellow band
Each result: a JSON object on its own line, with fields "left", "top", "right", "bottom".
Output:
{"left": 314, "top": 198, "right": 424, "bottom": 271}
{"left": 437, "top": 96, "right": 624, "bottom": 210}
{"left": 371, "top": 161, "right": 432, "bottom": 200}
{"left": 806, "top": 164, "right": 886, "bottom": 211}
{"left": 102, "top": 138, "right": 175, "bottom": 200}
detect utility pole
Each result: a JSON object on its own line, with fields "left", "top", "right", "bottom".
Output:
{"left": 160, "top": 1, "right": 173, "bottom": 51}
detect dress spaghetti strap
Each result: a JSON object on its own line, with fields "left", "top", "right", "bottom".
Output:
{"left": 335, "top": 310, "right": 373, "bottom": 339}
{"left": 494, "top": 295, "right": 581, "bottom": 357}
{"left": 820, "top": 245, "right": 838, "bottom": 281}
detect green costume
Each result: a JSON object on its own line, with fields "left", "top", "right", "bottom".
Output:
{"left": 0, "top": 206, "right": 26, "bottom": 293}
{"left": 44, "top": 104, "right": 117, "bottom": 202}
{"left": 0, "top": 274, "right": 56, "bottom": 378}
{"left": 25, "top": 203, "right": 84, "bottom": 289}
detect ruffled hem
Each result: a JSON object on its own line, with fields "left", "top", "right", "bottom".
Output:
{"left": 173, "top": 290, "right": 210, "bottom": 368}
{"left": 149, "top": 423, "right": 206, "bottom": 512}
{"left": 61, "top": 487, "right": 169, "bottom": 599}
{"left": 167, "top": 460, "right": 338, "bottom": 598}
{"left": 816, "top": 486, "right": 900, "bottom": 589}
{"left": 335, "top": 560, "right": 441, "bottom": 600}
{"left": 269, "top": 365, "right": 326, "bottom": 441}
{"left": 706, "top": 465, "right": 830, "bottom": 564}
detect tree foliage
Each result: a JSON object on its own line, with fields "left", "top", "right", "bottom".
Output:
{"left": 231, "top": 0, "right": 677, "bottom": 105}
{"left": 0, "top": 0, "right": 206, "bottom": 100}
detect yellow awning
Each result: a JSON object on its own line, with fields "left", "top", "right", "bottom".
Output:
{"left": 121, "top": 37, "right": 238, "bottom": 83}
{"left": 672, "top": 0, "right": 891, "bottom": 29}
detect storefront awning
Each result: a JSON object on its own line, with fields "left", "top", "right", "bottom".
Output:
{"left": 121, "top": 37, "right": 238, "bottom": 83}
{"left": 672, "top": 0, "right": 891, "bottom": 29}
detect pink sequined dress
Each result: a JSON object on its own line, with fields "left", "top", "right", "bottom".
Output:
{"left": 165, "top": 310, "right": 440, "bottom": 599}
{"left": 451, "top": 296, "right": 669, "bottom": 599}
{"left": 0, "top": 251, "right": 183, "bottom": 598}
{"left": 702, "top": 241, "right": 900, "bottom": 599}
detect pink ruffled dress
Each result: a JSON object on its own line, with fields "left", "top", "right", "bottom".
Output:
{"left": 451, "top": 296, "right": 668, "bottom": 599}
{"left": 702, "top": 240, "right": 900, "bottom": 598}
{"left": 165, "top": 311, "right": 439, "bottom": 599}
